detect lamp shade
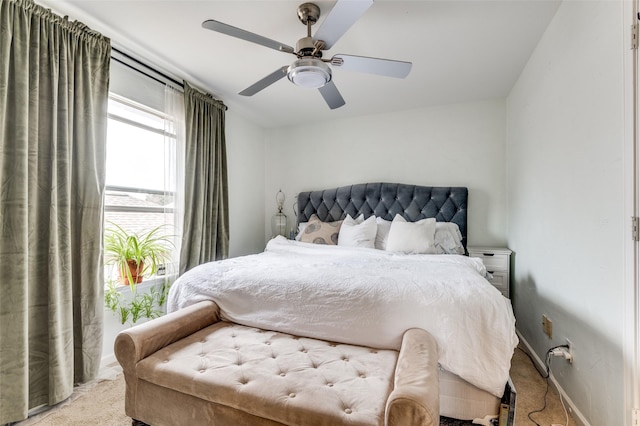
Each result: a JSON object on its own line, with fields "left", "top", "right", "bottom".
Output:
{"left": 287, "top": 58, "right": 331, "bottom": 89}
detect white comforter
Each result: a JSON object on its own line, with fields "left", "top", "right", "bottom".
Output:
{"left": 168, "top": 236, "right": 518, "bottom": 397}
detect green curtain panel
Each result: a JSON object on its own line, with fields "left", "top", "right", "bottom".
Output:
{"left": 180, "top": 82, "right": 229, "bottom": 273}
{"left": 0, "top": 0, "right": 110, "bottom": 423}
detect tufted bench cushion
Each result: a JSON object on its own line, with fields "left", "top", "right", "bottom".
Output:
{"left": 115, "top": 300, "right": 439, "bottom": 426}
{"left": 137, "top": 322, "right": 397, "bottom": 425}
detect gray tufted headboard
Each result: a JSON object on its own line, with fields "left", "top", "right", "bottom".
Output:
{"left": 297, "top": 182, "right": 468, "bottom": 250}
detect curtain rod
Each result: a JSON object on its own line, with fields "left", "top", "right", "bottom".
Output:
{"left": 110, "top": 47, "right": 228, "bottom": 111}
{"left": 111, "top": 46, "right": 184, "bottom": 89}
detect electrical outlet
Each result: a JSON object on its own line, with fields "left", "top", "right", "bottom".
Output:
{"left": 542, "top": 314, "right": 553, "bottom": 338}
{"left": 566, "top": 338, "right": 574, "bottom": 364}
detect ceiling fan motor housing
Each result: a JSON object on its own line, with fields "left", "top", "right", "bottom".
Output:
{"left": 296, "top": 36, "right": 322, "bottom": 57}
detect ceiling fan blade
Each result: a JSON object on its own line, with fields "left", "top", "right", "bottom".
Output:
{"left": 202, "top": 20, "right": 295, "bottom": 54}
{"left": 318, "top": 81, "right": 346, "bottom": 109}
{"left": 332, "top": 54, "right": 412, "bottom": 78}
{"left": 239, "top": 66, "right": 289, "bottom": 96}
{"left": 313, "top": 0, "right": 373, "bottom": 49}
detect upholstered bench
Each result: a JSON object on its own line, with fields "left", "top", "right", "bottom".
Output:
{"left": 115, "top": 301, "right": 440, "bottom": 426}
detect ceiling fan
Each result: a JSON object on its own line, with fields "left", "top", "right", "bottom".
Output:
{"left": 202, "top": 0, "right": 412, "bottom": 109}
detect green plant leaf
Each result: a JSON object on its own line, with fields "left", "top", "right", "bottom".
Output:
{"left": 106, "top": 279, "right": 173, "bottom": 325}
{"left": 104, "top": 222, "right": 175, "bottom": 286}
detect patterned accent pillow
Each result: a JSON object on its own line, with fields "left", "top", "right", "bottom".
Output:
{"left": 300, "top": 214, "right": 343, "bottom": 245}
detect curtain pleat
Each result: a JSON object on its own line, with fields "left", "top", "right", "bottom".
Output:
{"left": 0, "top": 0, "right": 110, "bottom": 422}
{"left": 180, "top": 82, "right": 228, "bottom": 274}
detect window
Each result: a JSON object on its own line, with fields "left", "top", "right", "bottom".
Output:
{"left": 104, "top": 93, "right": 179, "bottom": 284}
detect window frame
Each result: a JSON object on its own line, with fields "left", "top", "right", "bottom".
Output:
{"left": 104, "top": 93, "right": 180, "bottom": 284}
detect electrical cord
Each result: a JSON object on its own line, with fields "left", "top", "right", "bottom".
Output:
{"left": 526, "top": 348, "right": 552, "bottom": 426}
{"left": 548, "top": 345, "right": 571, "bottom": 426}
{"left": 517, "top": 345, "right": 569, "bottom": 426}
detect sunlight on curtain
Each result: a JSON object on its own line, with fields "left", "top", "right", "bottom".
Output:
{"left": 0, "top": 0, "right": 110, "bottom": 422}
{"left": 180, "top": 82, "right": 229, "bottom": 273}
{"left": 165, "top": 85, "right": 186, "bottom": 276}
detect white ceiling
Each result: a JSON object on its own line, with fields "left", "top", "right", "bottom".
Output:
{"left": 37, "top": 0, "right": 560, "bottom": 128}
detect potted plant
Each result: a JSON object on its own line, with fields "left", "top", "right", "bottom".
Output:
{"left": 105, "top": 278, "right": 171, "bottom": 325}
{"left": 104, "top": 223, "right": 174, "bottom": 289}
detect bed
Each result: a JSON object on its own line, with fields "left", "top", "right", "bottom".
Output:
{"left": 167, "top": 182, "right": 519, "bottom": 421}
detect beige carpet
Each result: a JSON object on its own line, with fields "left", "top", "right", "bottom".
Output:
{"left": 18, "top": 345, "right": 577, "bottom": 426}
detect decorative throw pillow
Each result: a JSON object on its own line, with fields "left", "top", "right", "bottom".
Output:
{"left": 338, "top": 215, "right": 377, "bottom": 248}
{"left": 385, "top": 214, "right": 437, "bottom": 254}
{"left": 299, "top": 214, "right": 343, "bottom": 245}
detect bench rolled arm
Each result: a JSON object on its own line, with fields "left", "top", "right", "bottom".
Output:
{"left": 386, "top": 328, "right": 440, "bottom": 426}
{"left": 115, "top": 301, "right": 220, "bottom": 375}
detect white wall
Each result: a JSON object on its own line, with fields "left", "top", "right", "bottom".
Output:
{"left": 506, "top": 2, "right": 625, "bottom": 425}
{"left": 263, "top": 99, "right": 508, "bottom": 246}
{"left": 226, "top": 111, "right": 267, "bottom": 256}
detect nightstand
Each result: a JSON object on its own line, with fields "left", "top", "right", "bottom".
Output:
{"left": 467, "top": 246, "right": 512, "bottom": 298}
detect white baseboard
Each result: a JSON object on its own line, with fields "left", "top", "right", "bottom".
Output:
{"left": 516, "top": 330, "right": 590, "bottom": 426}
{"left": 101, "top": 353, "right": 117, "bottom": 369}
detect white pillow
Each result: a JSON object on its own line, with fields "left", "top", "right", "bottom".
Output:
{"left": 338, "top": 215, "right": 377, "bottom": 248}
{"left": 385, "top": 214, "right": 437, "bottom": 254}
{"left": 375, "top": 217, "right": 392, "bottom": 250}
{"left": 350, "top": 213, "right": 365, "bottom": 224}
{"left": 295, "top": 222, "right": 308, "bottom": 241}
{"left": 434, "top": 222, "right": 465, "bottom": 254}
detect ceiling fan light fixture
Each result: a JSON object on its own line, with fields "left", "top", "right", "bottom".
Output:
{"left": 287, "top": 58, "right": 331, "bottom": 89}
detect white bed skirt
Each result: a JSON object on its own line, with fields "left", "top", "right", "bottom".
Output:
{"left": 439, "top": 367, "right": 501, "bottom": 420}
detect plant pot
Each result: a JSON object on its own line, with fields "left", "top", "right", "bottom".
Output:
{"left": 119, "top": 260, "right": 144, "bottom": 285}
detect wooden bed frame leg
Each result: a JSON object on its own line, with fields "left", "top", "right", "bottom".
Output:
{"left": 132, "top": 419, "right": 150, "bottom": 426}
